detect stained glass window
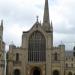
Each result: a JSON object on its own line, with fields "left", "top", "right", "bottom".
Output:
{"left": 28, "top": 31, "right": 46, "bottom": 62}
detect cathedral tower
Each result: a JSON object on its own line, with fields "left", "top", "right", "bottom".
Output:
{"left": 7, "top": 0, "right": 53, "bottom": 75}
{"left": 42, "top": 0, "right": 53, "bottom": 47}
{"left": 0, "top": 20, "right": 5, "bottom": 75}
{"left": 0, "top": 20, "right": 3, "bottom": 51}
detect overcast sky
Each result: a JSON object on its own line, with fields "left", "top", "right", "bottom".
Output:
{"left": 0, "top": 0, "right": 75, "bottom": 50}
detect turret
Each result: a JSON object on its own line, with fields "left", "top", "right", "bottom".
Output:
{"left": 9, "top": 41, "right": 16, "bottom": 52}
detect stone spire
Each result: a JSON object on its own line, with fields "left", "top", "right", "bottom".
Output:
{"left": 42, "top": 0, "right": 51, "bottom": 32}
{"left": 43, "top": 0, "right": 50, "bottom": 23}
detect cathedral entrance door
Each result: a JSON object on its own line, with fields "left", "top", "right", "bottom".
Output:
{"left": 31, "top": 67, "right": 41, "bottom": 75}
{"left": 14, "top": 69, "right": 20, "bottom": 75}
{"left": 53, "top": 70, "right": 59, "bottom": 75}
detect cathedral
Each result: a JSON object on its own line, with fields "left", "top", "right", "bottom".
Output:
{"left": 0, "top": 0, "right": 75, "bottom": 75}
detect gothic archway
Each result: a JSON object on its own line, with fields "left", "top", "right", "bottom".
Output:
{"left": 31, "top": 67, "right": 41, "bottom": 75}
{"left": 53, "top": 70, "right": 59, "bottom": 75}
{"left": 14, "top": 69, "right": 20, "bottom": 75}
{"left": 68, "top": 72, "right": 72, "bottom": 75}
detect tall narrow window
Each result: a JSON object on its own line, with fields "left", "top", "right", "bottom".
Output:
{"left": 16, "top": 53, "right": 19, "bottom": 61}
{"left": 71, "top": 63, "right": 73, "bottom": 68}
{"left": 28, "top": 31, "right": 46, "bottom": 62}
{"left": 54, "top": 52, "right": 58, "bottom": 61}
{"left": 66, "top": 63, "right": 68, "bottom": 68}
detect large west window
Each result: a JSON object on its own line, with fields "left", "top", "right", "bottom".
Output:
{"left": 28, "top": 31, "right": 46, "bottom": 62}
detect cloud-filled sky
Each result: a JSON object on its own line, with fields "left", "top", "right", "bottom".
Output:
{"left": 0, "top": 0, "right": 75, "bottom": 50}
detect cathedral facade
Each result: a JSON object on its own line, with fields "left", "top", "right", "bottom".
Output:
{"left": 5, "top": 0, "right": 75, "bottom": 75}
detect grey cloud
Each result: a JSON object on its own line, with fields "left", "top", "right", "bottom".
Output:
{"left": 0, "top": 0, "right": 75, "bottom": 50}
{"left": 0, "top": 0, "right": 38, "bottom": 26}
{"left": 54, "top": 23, "right": 75, "bottom": 34}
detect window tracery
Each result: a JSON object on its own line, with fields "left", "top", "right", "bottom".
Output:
{"left": 28, "top": 31, "right": 46, "bottom": 62}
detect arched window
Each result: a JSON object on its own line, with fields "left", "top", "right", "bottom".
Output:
{"left": 16, "top": 53, "right": 19, "bottom": 61}
{"left": 66, "top": 63, "right": 68, "bottom": 68}
{"left": 54, "top": 52, "right": 58, "bottom": 61}
{"left": 71, "top": 63, "right": 73, "bottom": 68}
{"left": 28, "top": 31, "right": 46, "bottom": 62}
{"left": 14, "top": 69, "right": 20, "bottom": 75}
{"left": 53, "top": 70, "right": 59, "bottom": 75}
{"left": 68, "top": 72, "right": 72, "bottom": 75}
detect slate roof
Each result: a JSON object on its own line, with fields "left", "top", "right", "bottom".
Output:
{"left": 65, "top": 51, "right": 73, "bottom": 57}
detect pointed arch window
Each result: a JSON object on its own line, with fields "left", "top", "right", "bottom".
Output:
{"left": 16, "top": 53, "right": 19, "bottom": 61}
{"left": 54, "top": 52, "right": 58, "bottom": 61}
{"left": 28, "top": 31, "right": 46, "bottom": 62}
{"left": 66, "top": 63, "right": 68, "bottom": 68}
